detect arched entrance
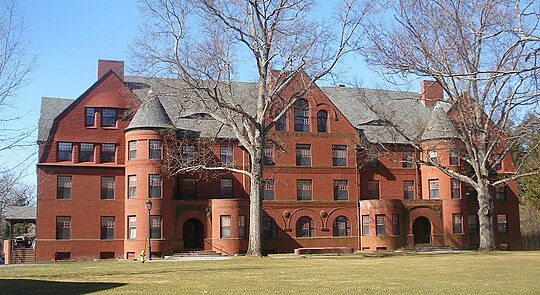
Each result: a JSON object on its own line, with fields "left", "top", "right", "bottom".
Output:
{"left": 413, "top": 217, "right": 431, "bottom": 244}
{"left": 183, "top": 219, "right": 204, "bottom": 250}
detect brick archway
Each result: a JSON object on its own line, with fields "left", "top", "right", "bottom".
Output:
{"left": 408, "top": 207, "right": 443, "bottom": 246}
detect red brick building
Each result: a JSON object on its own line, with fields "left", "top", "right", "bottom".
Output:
{"left": 35, "top": 60, "right": 521, "bottom": 261}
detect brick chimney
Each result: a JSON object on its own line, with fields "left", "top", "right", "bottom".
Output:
{"left": 420, "top": 80, "right": 443, "bottom": 107}
{"left": 97, "top": 60, "right": 124, "bottom": 81}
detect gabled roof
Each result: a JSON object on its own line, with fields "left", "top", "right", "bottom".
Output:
{"left": 37, "top": 70, "right": 136, "bottom": 143}
{"left": 39, "top": 74, "right": 460, "bottom": 145}
{"left": 38, "top": 97, "right": 75, "bottom": 142}
{"left": 4, "top": 206, "right": 36, "bottom": 221}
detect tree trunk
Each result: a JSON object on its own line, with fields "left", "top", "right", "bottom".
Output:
{"left": 477, "top": 183, "right": 496, "bottom": 251}
{"left": 246, "top": 145, "right": 264, "bottom": 257}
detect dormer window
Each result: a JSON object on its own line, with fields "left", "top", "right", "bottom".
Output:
{"left": 294, "top": 99, "right": 310, "bottom": 132}
{"left": 101, "top": 108, "right": 117, "bottom": 127}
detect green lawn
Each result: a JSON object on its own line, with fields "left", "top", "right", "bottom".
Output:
{"left": 1, "top": 252, "right": 539, "bottom": 294}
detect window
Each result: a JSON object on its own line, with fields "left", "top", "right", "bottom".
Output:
{"left": 101, "top": 108, "right": 117, "bottom": 127}
{"left": 449, "top": 148, "right": 459, "bottom": 165}
{"left": 294, "top": 99, "right": 310, "bottom": 132}
{"left": 333, "top": 180, "right": 348, "bottom": 200}
{"left": 56, "top": 216, "right": 71, "bottom": 240}
{"left": 149, "top": 140, "right": 162, "bottom": 159}
{"left": 263, "top": 216, "right": 278, "bottom": 239}
{"left": 332, "top": 145, "right": 347, "bottom": 166}
{"left": 149, "top": 175, "right": 161, "bottom": 198}
{"left": 101, "top": 144, "right": 116, "bottom": 163}
{"left": 221, "top": 178, "right": 233, "bottom": 198}
{"left": 497, "top": 214, "right": 508, "bottom": 233}
{"left": 182, "top": 178, "right": 196, "bottom": 199}
{"left": 220, "top": 215, "right": 231, "bottom": 238}
{"left": 150, "top": 215, "right": 162, "bottom": 239}
{"left": 467, "top": 185, "right": 478, "bottom": 200}
{"left": 220, "top": 146, "right": 233, "bottom": 164}
{"left": 100, "top": 216, "right": 115, "bottom": 240}
{"left": 275, "top": 109, "right": 286, "bottom": 131}
{"left": 58, "top": 142, "right": 72, "bottom": 161}
{"left": 263, "top": 146, "right": 274, "bottom": 165}
{"left": 392, "top": 214, "right": 400, "bottom": 235}
{"left": 428, "top": 150, "right": 438, "bottom": 164}
{"left": 100, "top": 176, "right": 115, "bottom": 199}
{"left": 468, "top": 215, "right": 479, "bottom": 234}
{"left": 368, "top": 180, "right": 380, "bottom": 199}
{"left": 451, "top": 178, "right": 461, "bottom": 199}
{"left": 264, "top": 179, "right": 275, "bottom": 200}
{"left": 376, "top": 214, "right": 385, "bottom": 236}
{"left": 128, "top": 175, "right": 136, "bottom": 199}
{"left": 128, "top": 216, "right": 136, "bottom": 239}
{"left": 429, "top": 179, "right": 440, "bottom": 199}
{"left": 452, "top": 213, "right": 463, "bottom": 234}
{"left": 181, "top": 145, "right": 195, "bottom": 161}
{"left": 317, "top": 110, "right": 328, "bottom": 132}
{"left": 57, "top": 176, "right": 72, "bottom": 199}
{"left": 128, "top": 141, "right": 137, "bottom": 160}
{"left": 496, "top": 185, "right": 506, "bottom": 200}
{"left": 402, "top": 151, "right": 413, "bottom": 168}
{"left": 362, "top": 215, "right": 370, "bottom": 236}
{"left": 239, "top": 215, "right": 247, "bottom": 239}
{"left": 403, "top": 181, "right": 414, "bottom": 200}
{"left": 297, "top": 180, "right": 312, "bottom": 200}
{"left": 296, "top": 144, "right": 311, "bottom": 166}
{"left": 296, "top": 216, "right": 314, "bottom": 237}
{"left": 80, "top": 143, "right": 94, "bottom": 162}
{"left": 332, "top": 216, "right": 350, "bottom": 237}
{"left": 85, "top": 107, "right": 95, "bottom": 126}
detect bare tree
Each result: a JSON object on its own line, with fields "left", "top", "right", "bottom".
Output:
{"left": 362, "top": 0, "right": 540, "bottom": 250}
{"left": 131, "top": 0, "right": 379, "bottom": 256}
{"left": 0, "top": 0, "right": 36, "bottom": 171}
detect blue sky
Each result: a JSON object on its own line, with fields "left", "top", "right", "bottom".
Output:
{"left": 4, "top": 1, "right": 139, "bottom": 186}
{"left": 6, "top": 1, "right": 400, "bottom": 188}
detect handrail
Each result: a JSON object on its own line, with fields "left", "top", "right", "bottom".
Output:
{"left": 203, "top": 239, "right": 233, "bottom": 256}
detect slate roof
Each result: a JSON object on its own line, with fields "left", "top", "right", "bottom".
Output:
{"left": 38, "top": 97, "right": 75, "bottom": 142}
{"left": 126, "top": 91, "right": 174, "bottom": 131}
{"left": 4, "top": 206, "right": 37, "bottom": 221}
{"left": 39, "top": 75, "right": 460, "bottom": 144}
{"left": 421, "top": 103, "right": 460, "bottom": 140}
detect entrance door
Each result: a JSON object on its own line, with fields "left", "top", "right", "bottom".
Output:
{"left": 183, "top": 219, "right": 203, "bottom": 250}
{"left": 413, "top": 217, "right": 431, "bottom": 244}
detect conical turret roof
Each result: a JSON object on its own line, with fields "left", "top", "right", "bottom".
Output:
{"left": 126, "top": 90, "right": 174, "bottom": 131}
{"left": 421, "top": 103, "right": 459, "bottom": 140}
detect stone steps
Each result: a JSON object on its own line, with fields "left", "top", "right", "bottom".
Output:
{"left": 172, "top": 250, "right": 222, "bottom": 257}
{"left": 12, "top": 248, "right": 35, "bottom": 264}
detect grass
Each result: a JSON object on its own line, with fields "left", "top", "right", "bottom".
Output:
{"left": 1, "top": 252, "right": 540, "bottom": 294}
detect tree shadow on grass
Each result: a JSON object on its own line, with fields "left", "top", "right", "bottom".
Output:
{"left": 0, "top": 279, "right": 125, "bottom": 295}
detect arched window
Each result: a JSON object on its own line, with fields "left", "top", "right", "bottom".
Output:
{"left": 275, "top": 109, "right": 286, "bottom": 131}
{"left": 332, "top": 216, "right": 351, "bottom": 237}
{"left": 263, "top": 216, "right": 278, "bottom": 239}
{"left": 294, "top": 99, "right": 310, "bottom": 132}
{"left": 296, "top": 216, "right": 315, "bottom": 237}
{"left": 317, "top": 110, "right": 328, "bottom": 132}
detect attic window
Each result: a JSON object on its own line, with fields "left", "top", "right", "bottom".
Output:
{"left": 184, "top": 113, "right": 212, "bottom": 120}
{"left": 102, "top": 109, "right": 117, "bottom": 127}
